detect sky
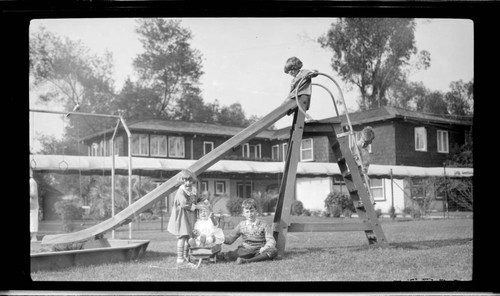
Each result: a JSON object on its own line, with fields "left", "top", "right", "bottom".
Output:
{"left": 29, "top": 18, "right": 473, "bottom": 151}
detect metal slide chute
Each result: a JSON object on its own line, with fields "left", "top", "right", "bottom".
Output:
{"left": 41, "top": 99, "right": 299, "bottom": 246}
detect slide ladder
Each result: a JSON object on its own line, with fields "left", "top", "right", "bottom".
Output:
{"left": 272, "top": 76, "right": 388, "bottom": 257}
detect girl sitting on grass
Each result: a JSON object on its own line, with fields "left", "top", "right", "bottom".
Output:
{"left": 188, "top": 200, "right": 225, "bottom": 248}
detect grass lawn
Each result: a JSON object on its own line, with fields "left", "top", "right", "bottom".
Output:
{"left": 30, "top": 216, "right": 473, "bottom": 283}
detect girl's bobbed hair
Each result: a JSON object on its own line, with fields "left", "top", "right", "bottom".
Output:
{"left": 177, "top": 169, "right": 198, "bottom": 183}
{"left": 241, "top": 198, "right": 258, "bottom": 210}
{"left": 284, "top": 57, "right": 303, "bottom": 74}
{"left": 197, "top": 200, "right": 212, "bottom": 213}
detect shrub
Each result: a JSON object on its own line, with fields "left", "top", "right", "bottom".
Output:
{"left": 330, "top": 205, "right": 342, "bottom": 218}
{"left": 343, "top": 209, "right": 353, "bottom": 218}
{"left": 54, "top": 200, "right": 84, "bottom": 232}
{"left": 403, "top": 206, "right": 421, "bottom": 219}
{"left": 403, "top": 206, "right": 413, "bottom": 216}
{"left": 302, "top": 209, "right": 311, "bottom": 216}
{"left": 324, "top": 191, "right": 354, "bottom": 217}
{"left": 250, "top": 192, "right": 272, "bottom": 214}
{"left": 375, "top": 208, "right": 383, "bottom": 218}
{"left": 226, "top": 195, "right": 245, "bottom": 216}
{"left": 389, "top": 206, "right": 397, "bottom": 220}
{"left": 291, "top": 200, "right": 304, "bottom": 216}
{"left": 310, "top": 210, "right": 322, "bottom": 217}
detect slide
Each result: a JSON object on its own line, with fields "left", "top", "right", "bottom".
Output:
{"left": 42, "top": 99, "right": 299, "bottom": 246}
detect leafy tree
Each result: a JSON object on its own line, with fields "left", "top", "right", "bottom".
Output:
{"left": 30, "top": 26, "right": 117, "bottom": 151}
{"left": 445, "top": 79, "right": 474, "bottom": 116}
{"left": 133, "top": 18, "right": 204, "bottom": 118}
{"left": 114, "top": 79, "right": 162, "bottom": 122}
{"left": 171, "top": 87, "right": 217, "bottom": 123}
{"left": 447, "top": 130, "right": 473, "bottom": 168}
{"left": 318, "top": 18, "right": 430, "bottom": 110}
{"left": 415, "top": 90, "right": 448, "bottom": 114}
{"left": 30, "top": 26, "right": 115, "bottom": 112}
{"left": 216, "top": 102, "right": 250, "bottom": 127}
{"left": 387, "top": 81, "right": 428, "bottom": 110}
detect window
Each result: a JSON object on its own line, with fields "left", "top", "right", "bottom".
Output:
{"left": 437, "top": 130, "right": 449, "bottom": 153}
{"left": 91, "top": 143, "right": 99, "bottom": 156}
{"left": 203, "top": 141, "right": 214, "bottom": 155}
{"left": 242, "top": 143, "right": 249, "bottom": 158}
{"left": 282, "top": 143, "right": 288, "bottom": 162}
{"left": 100, "top": 140, "right": 104, "bottom": 156}
{"left": 132, "top": 134, "right": 149, "bottom": 156}
{"left": 113, "top": 137, "right": 123, "bottom": 156}
{"left": 300, "top": 138, "right": 314, "bottom": 161}
{"left": 411, "top": 178, "right": 426, "bottom": 199}
{"left": 200, "top": 181, "right": 209, "bottom": 193}
{"left": 369, "top": 178, "right": 385, "bottom": 201}
{"left": 215, "top": 181, "right": 226, "bottom": 195}
{"left": 415, "top": 127, "right": 427, "bottom": 152}
{"left": 150, "top": 135, "right": 167, "bottom": 157}
{"left": 242, "top": 143, "right": 261, "bottom": 159}
{"left": 168, "top": 136, "right": 185, "bottom": 158}
{"left": 250, "top": 144, "right": 261, "bottom": 158}
{"left": 332, "top": 176, "right": 348, "bottom": 194}
{"left": 271, "top": 145, "right": 280, "bottom": 161}
{"left": 106, "top": 139, "right": 113, "bottom": 156}
{"left": 237, "top": 181, "right": 253, "bottom": 198}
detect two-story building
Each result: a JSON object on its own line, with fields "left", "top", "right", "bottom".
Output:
{"left": 79, "top": 106, "right": 473, "bottom": 214}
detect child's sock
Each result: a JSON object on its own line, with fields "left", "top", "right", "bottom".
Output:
{"left": 177, "top": 240, "right": 185, "bottom": 264}
{"left": 183, "top": 241, "right": 190, "bottom": 260}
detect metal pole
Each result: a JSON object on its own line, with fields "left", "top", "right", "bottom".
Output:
{"left": 30, "top": 109, "right": 127, "bottom": 237}
{"left": 160, "top": 193, "right": 164, "bottom": 233}
{"left": 390, "top": 169, "right": 394, "bottom": 210}
{"left": 110, "top": 119, "right": 120, "bottom": 239}
{"left": 119, "top": 116, "right": 133, "bottom": 239}
{"left": 29, "top": 108, "right": 122, "bottom": 119}
{"left": 443, "top": 162, "right": 449, "bottom": 219}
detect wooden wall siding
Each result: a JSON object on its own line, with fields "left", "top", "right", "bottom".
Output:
{"left": 85, "top": 117, "right": 470, "bottom": 168}
{"left": 312, "top": 136, "right": 330, "bottom": 162}
{"left": 394, "top": 121, "right": 468, "bottom": 167}
{"left": 369, "top": 122, "right": 397, "bottom": 166}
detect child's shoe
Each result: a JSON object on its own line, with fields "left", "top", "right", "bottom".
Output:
{"left": 199, "top": 234, "right": 206, "bottom": 246}
{"left": 188, "top": 238, "right": 196, "bottom": 247}
{"left": 178, "top": 261, "right": 200, "bottom": 269}
{"left": 236, "top": 257, "right": 248, "bottom": 265}
{"left": 215, "top": 253, "right": 226, "bottom": 262}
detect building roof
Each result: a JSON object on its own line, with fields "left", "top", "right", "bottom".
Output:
{"left": 81, "top": 118, "right": 276, "bottom": 142}
{"left": 271, "top": 106, "right": 473, "bottom": 141}
{"left": 81, "top": 106, "right": 472, "bottom": 142}
{"left": 30, "top": 154, "right": 473, "bottom": 179}
{"left": 316, "top": 106, "right": 473, "bottom": 127}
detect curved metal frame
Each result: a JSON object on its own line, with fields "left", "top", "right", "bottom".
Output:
{"left": 291, "top": 72, "right": 373, "bottom": 202}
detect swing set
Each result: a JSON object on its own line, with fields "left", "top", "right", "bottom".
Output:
{"left": 29, "top": 108, "right": 135, "bottom": 239}
{"left": 35, "top": 71, "right": 388, "bottom": 257}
